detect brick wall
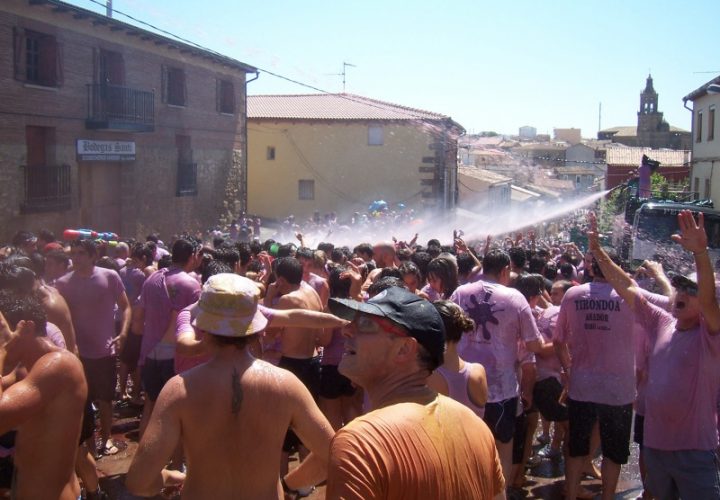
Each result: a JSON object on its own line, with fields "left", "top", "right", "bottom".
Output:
{"left": 0, "top": 1, "right": 251, "bottom": 242}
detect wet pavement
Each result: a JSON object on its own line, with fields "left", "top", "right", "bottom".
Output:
{"left": 95, "top": 401, "right": 644, "bottom": 499}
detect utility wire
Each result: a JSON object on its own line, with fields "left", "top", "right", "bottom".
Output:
{"left": 77, "top": 0, "right": 450, "bottom": 123}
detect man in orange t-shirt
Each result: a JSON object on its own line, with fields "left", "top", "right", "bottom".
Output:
{"left": 327, "top": 287, "right": 505, "bottom": 500}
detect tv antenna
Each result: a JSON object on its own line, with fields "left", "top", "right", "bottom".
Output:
{"left": 326, "top": 62, "right": 356, "bottom": 93}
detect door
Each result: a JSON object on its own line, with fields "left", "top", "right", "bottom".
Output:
{"left": 79, "top": 162, "right": 122, "bottom": 234}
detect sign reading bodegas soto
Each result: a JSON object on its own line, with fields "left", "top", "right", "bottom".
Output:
{"left": 77, "top": 140, "right": 136, "bottom": 161}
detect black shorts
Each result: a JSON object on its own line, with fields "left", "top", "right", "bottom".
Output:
{"left": 81, "top": 356, "right": 116, "bottom": 402}
{"left": 119, "top": 332, "right": 142, "bottom": 371}
{"left": 279, "top": 356, "right": 321, "bottom": 453}
{"left": 319, "top": 364, "right": 356, "bottom": 399}
{"left": 533, "top": 377, "right": 569, "bottom": 422}
{"left": 483, "top": 397, "right": 518, "bottom": 444}
{"left": 634, "top": 413, "right": 644, "bottom": 447}
{"left": 142, "top": 358, "right": 175, "bottom": 402}
{"left": 568, "top": 398, "right": 632, "bottom": 465}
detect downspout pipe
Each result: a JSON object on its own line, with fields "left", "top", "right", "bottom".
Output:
{"left": 242, "top": 71, "right": 260, "bottom": 214}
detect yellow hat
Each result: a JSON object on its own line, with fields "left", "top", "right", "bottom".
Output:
{"left": 192, "top": 274, "right": 267, "bottom": 337}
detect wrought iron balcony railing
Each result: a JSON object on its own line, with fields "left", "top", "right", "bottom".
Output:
{"left": 86, "top": 83, "right": 154, "bottom": 132}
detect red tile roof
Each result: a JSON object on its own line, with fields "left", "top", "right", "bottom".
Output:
{"left": 247, "top": 93, "right": 456, "bottom": 123}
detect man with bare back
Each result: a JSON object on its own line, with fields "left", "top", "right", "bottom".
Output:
{"left": 265, "top": 257, "right": 326, "bottom": 473}
{"left": 0, "top": 292, "right": 87, "bottom": 500}
{"left": 126, "top": 274, "right": 333, "bottom": 499}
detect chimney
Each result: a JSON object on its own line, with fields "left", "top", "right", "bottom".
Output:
{"left": 106, "top": 0, "right": 113, "bottom": 18}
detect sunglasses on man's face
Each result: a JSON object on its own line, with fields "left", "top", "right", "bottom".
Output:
{"left": 354, "top": 315, "right": 408, "bottom": 338}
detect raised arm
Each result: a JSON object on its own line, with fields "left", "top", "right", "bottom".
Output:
{"left": 268, "top": 309, "right": 349, "bottom": 330}
{"left": 586, "top": 212, "right": 641, "bottom": 310}
{"left": 671, "top": 210, "right": 720, "bottom": 333}
{"left": 637, "top": 260, "right": 672, "bottom": 297}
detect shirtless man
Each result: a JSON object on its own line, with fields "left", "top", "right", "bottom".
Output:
{"left": 361, "top": 241, "right": 397, "bottom": 291}
{"left": 2, "top": 252, "right": 77, "bottom": 354}
{"left": 126, "top": 274, "right": 333, "bottom": 499}
{"left": 0, "top": 292, "right": 87, "bottom": 500}
{"left": 264, "top": 257, "right": 326, "bottom": 473}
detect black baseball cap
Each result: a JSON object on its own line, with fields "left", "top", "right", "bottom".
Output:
{"left": 329, "top": 286, "right": 445, "bottom": 369}
{"left": 669, "top": 272, "right": 699, "bottom": 294}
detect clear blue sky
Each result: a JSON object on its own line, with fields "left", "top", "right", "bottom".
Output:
{"left": 70, "top": 0, "right": 718, "bottom": 138}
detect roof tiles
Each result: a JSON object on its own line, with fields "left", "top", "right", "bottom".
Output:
{"left": 247, "top": 94, "right": 453, "bottom": 122}
{"left": 605, "top": 146, "right": 690, "bottom": 167}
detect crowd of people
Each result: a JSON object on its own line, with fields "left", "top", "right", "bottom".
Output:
{"left": 0, "top": 209, "right": 718, "bottom": 499}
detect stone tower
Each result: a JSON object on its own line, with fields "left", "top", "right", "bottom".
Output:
{"left": 636, "top": 74, "right": 671, "bottom": 149}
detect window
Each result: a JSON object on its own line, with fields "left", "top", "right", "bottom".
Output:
{"left": 13, "top": 28, "right": 63, "bottom": 87}
{"left": 267, "top": 146, "right": 276, "bottom": 160}
{"left": 26, "top": 126, "right": 53, "bottom": 166}
{"left": 705, "top": 179, "right": 711, "bottom": 199}
{"left": 299, "top": 180, "right": 314, "bottom": 200}
{"left": 368, "top": 125, "right": 383, "bottom": 146}
{"left": 162, "top": 65, "right": 186, "bottom": 106}
{"left": 22, "top": 126, "right": 69, "bottom": 212}
{"left": 216, "top": 79, "right": 235, "bottom": 114}
{"left": 709, "top": 107, "right": 716, "bottom": 142}
{"left": 694, "top": 177, "right": 700, "bottom": 198}
{"left": 176, "top": 135, "right": 196, "bottom": 195}
{"left": 97, "top": 49, "right": 125, "bottom": 85}
{"left": 697, "top": 111, "right": 703, "bottom": 143}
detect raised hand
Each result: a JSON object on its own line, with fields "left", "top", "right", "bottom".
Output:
{"left": 587, "top": 212, "right": 600, "bottom": 250}
{"left": 671, "top": 210, "right": 708, "bottom": 254}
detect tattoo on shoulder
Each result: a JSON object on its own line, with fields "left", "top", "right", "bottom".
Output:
{"left": 231, "top": 367, "right": 243, "bottom": 416}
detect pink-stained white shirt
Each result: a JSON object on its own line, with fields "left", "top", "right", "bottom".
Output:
{"left": 451, "top": 279, "right": 542, "bottom": 403}
{"left": 138, "top": 267, "right": 201, "bottom": 364}
{"left": 555, "top": 281, "right": 636, "bottom": 405}
{"left": 534, "top": 305, "right": 563, "bottom": 382}
{"left": 55, "top": 266, "right": 125, "bottom": 359}
{"left": 634, "top": 297, "right": 720, "bottom": 451}
{"left": 321, "top": 327, "right": 344, "bottom": 366}
{"left": 46, "top": 321, "right": 66, "bottom": 350}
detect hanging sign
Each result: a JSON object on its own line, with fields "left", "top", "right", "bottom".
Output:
{"left": 77, "top": 140, "right": 136, "bottom": 161}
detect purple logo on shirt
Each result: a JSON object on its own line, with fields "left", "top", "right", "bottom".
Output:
{"left": 467, "top": 291, "right": 504, "bottom": 340}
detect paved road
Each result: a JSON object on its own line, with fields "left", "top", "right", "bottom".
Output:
{"left": 97, "top": 401, "right": 644, "bottom": 499}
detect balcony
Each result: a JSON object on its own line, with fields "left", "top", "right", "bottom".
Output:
{"left": 20, "top": 164, "right": 72, "bottom": 213}
{"left": 86, "top": 84, "right": 155, "bottom": 132}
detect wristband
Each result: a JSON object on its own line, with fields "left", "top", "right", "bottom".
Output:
{"left": 693, "top": 248, "right": 709, "bottom": 256}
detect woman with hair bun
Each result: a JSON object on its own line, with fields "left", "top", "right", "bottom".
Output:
{"left": 427, "top": 300, "right": 487, "bottom": 418}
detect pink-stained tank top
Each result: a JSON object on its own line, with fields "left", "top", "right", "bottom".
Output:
{"left": 436, "top": 363, "right": 485, "bottom": 419}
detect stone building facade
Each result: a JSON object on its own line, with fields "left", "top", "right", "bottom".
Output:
{"left": 0, "top": 0, "right": 256, "bottom": 242}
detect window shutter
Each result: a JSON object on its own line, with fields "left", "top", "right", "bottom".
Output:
{"left": 92, "top": 47, "right": 99, "bottom": 83}
{"left": 216, "top": 78, "right": 221, "bottom": 112}
{"left": 117, "top": 52, "right": 125, "bottom": 85}
{"left": 229, "top": 82, "right": 235, "bottom": 113}
{"left": 38, "top": 35, "right": 57, "bottom": 85}
{"left": 182, "top": 70, "right": 187, "bottom": 106}
{"left": 160, "top": 64, "right": 167, "bottom": 103}
{"left": 13, "top": 27, "right": 25, "bottom": 81}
